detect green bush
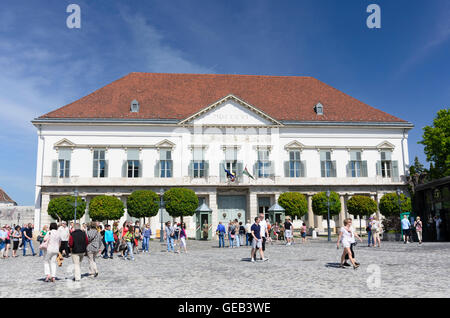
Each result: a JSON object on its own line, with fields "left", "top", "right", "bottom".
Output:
{"left": 163, "top": 188, "right": 199, "bottom": 222}
{"left": 47, "top": 196, "right": 86, "bottom": 221}
{"left": 379, "top": 193, "right": 411, "bottom": 217}
{"left": 278, "top": 192, "right": 307, "bottom": 219}
{"left": 127, "top": 190, "right": 159, "bottom": 219}
{"left": 89, "top": 195, "right": 125, "bottom": 221}
{"left": 312, "top": 192, "right": 341, "bottom": 216}
{"left": 347, "top": 195, "right": 377, "bottom": 218}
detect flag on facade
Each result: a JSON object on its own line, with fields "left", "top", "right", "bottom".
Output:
{"left": 223, "top": 166, "right": 236, "bottom": 182}
{"left": 243, "top": 165, "right": 255, "bottom": 180}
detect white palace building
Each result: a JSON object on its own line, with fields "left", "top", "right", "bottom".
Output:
{"left": 32, "top": 73, "right": 413, "bottom": 237}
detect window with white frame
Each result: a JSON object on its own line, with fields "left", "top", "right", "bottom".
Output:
{"left": 257, "top": 149, "right": 271, "bottom": 178}
{"left": 289, "top": 151, "right": 301, "bottom": 177}
{"left": 380, "top": 151, "right": 392, "bottom": 178}
{"left": 320, "top": 150, "right": 336, "bottom": 178}
{"left": 127, "top": 148, "right": 140, "bottom": 178}
{"left": 58, "top": 149, "right": 71, "bottom": 178}
{"left": 191, "top": 147, "right": 205, "bottom": 178}
{"left": 348, "top": 150, "right": 368, "bottom": 177}
{"left": 159, "top": 149, "right": 172, "bottom": 178}
{"left": 93, "top": 149, "right": 107, "bottom": 178}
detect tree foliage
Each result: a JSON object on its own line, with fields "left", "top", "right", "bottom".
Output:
{"left": 346, "top": 195, "right": 377, "bottom": 218}
{"left": 278, "top": 192, "right": 308, "bottom": 218}
{"left": 163, "top": 188, "right": 199, "bottom": 221}
{"left": 379, "top": 193, "right": 412, "bottom": 217}
{"left": 47, "top": 196, "right": 86, "bottom": 221}
{"left": 419, "top": 108, "right": 450, "bottom": 178}
{"left": 89, "top": 195, "right": 125, "bottom": 221}
{"left": 127, "top": 190, "right": 159, "bottom": 219}
{"left": 311, "top": 191, "right": 341, "bottom": 217}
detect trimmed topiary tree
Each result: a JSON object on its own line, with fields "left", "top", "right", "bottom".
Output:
{"left": 379, "top": 192, "right": 412, "bottom": 233}
{"left": 127, "top": 190, "right": 160, "bottom": 223}
{"left": 163, "top": 188, "right": 199, "bottom": 222}
{"left": 278, "top": 192, "right": 308, "bottom": 219}
{"left": 347, "top": 195, "right": 378, "bottom": 234}
{"left": 379, "top": 193, "right": 412, "bottom": 217}
{"left": 47, "top": 196, "right": 86, "bottom": 222}
{"left": 89, "top": 195, "right": 125, "bottom": 222}
{"left": 312, "top": 191, "right": 341, "bottom": 217}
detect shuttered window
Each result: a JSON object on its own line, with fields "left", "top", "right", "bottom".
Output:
{"left": 93, "top": 149, "right": 107, "bottom": 178}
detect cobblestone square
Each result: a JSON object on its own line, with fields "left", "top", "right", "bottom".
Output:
{"left": 1, "top": 238, "right": 449, "bottom": 298}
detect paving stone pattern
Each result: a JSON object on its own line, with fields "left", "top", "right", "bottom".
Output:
{"left": 1, "top": 238, "right": 449, "bottom": 298}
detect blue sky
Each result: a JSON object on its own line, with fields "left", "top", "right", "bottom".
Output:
{"left": 0, "top": 0, "right": 448, "bottom": 205}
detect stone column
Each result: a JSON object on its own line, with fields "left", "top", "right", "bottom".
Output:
{"left": 40, "top": 193, "right": 51, "bottom": 230}
{"left": 249, "top": 190, "right": 258, "bottom": 222}
{"left": 339, "top": 194, "right": 346, "bottom": 227}
{"left": 209, "top": 191, "right": 218, "bottom": 239}
{"left": 374, "top": 194, "right": 381, "bottom": 220}
{"left": 307, "top": 194, "right": 315, "bottom": 229}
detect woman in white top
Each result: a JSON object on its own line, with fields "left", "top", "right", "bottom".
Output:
{"left": 42, "top": 222, "right": 61, "bottom": 282}
{"left": 372, "top": 217, "right": 382, "bottom": 247}
{"left": 337, "top": 218, "right": 362, "bottom": 269}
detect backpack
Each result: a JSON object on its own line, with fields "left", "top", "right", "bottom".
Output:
{"left": 230, "top": 225, "right": 236, "bottom": 235}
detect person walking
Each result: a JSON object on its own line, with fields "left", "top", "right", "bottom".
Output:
{"left": 178, "top": 222, "right": 188, "bottom": 253}
{"left": 69, "top": 223, "right": 89, "bottom": 281}
{"left": 86, "top": 222, "right": 101, "bottom": 277}
{"left": 228, "top": 221, "right": 236, "bottom": 248}
{"left": 367, "top": 217, "right": 374, "bottom": 247}
{"left": 103, "top": 224, "right": 115, "bottom": 258}
{"left": 245, "top": 220, "right": 252, "bottom": 246}
{"left": 234, "top": 219, "right": 241, "bottom": 247}
{"left": 401, "top": 215, "right": 411, "bottom": 244}
{"left": 414, "top": 217, "right": 423, "bottom": 244}
{"left": 273, "top": 222, "right": 280, "bottom": 242}
{"left": 0, "top": 225, "right": 7, "bottom": 258}
{"left": 22, "top": 223, "right": 36, "bottom": 256}
{"left": 58, "top": 221, "right": 70, "bottom": 258}
{"left": 38, "top": 225, "right": 48, "bottom": 257}
{"left": 112, "top": 222, "right": 120, "bottom": 253}
{"left": 372, "top": 217, "right": 382, "bottom": 247}
{"left": 216, "top": 221, "right": 226, "bottom": 248}
{"left": 123, "top": 226, "right": 135, "bottom": 261}
{"left": 250, "top": 217, "right": 268, "bottom": 262}
{"left": 2, "top": 225, "right": 11, "bottom": 258}
{"left": 42, "top": 222, "right": 61, "bottom": 283}
{"left": 164, "top": 221, "right": 175, "bottom": 252}
{"left": 11, "top": 225, "right": 21, "bottom": 258}
{"left": 142, "top": 224, "right": 152, "bottom": 253}
{"left": 284, "top": 217, "right": 293, "bottom": 246}
{"left": 337, "top": 218, "right": 362, "bottom": 269}
{"left": 300, "top": 222, "right": 307, "bottom": 243}
{"left": 258, "top": 212, "right": 269, "bottom": 252}
{"left": 239, "top": 222, "right": 246, "bottom": 247}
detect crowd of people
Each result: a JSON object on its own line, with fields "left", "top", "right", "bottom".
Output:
{"left": 215, "top": 215, "right": 308, "bottom": 250}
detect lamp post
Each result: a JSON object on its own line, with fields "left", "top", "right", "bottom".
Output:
{"left": 326, "top": 190, "right": 331, "bottom": 242}
{"left": 396, "top": 189, "right": 402, "bottom": 214}
{"left": 73, "top": 189, "right": 78, "bottom": 224}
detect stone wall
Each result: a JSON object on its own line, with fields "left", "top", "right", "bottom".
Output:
{"left": 0, "top": 206, "right": 35, "bottom": 227}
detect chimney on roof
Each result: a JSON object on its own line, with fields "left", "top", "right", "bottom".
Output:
{"left": 130, "top": 99, "right": 140, "bottom": 113}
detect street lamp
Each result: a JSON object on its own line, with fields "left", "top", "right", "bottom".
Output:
{"left": 326, "top": 190, "right": 331, "bottom": 242}
{"left": 73, "top": 189, "right": 79, "bottom": 224}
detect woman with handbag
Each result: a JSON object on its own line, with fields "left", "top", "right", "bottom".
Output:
{"left": 38, "top": 225, "right": 48, "bottom": 257}
{"left": 42, "top": 223, "right": 61, "bottom": 282}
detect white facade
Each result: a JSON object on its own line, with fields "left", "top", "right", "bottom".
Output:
{"left": 33, "top": 95, "right": 412, "bottom": 237}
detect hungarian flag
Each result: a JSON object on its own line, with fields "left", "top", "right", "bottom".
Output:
{"left": 223, "top": 166, "right": 236, "bottom": 182}
{"left": 243, "top": 165, "right": 255, "bottom": 180}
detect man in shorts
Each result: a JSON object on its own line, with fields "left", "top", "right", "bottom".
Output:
{"left": 284, "top": 217, "right": 293, "bottom": 245}
{"left": 250, "top": 217, "right": 268, "bottom": 262}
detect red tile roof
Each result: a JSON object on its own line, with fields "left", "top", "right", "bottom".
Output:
{"left": 39, "top": 73, "right": 407, "bottom": 123}
{"left": 0, "top": 188, "right": 17, "bottom": 205}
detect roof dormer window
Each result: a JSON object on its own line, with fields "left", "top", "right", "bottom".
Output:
{"left": 315, "top": 102, "right": 323, "bottom": 115}
{"left": 130, "top": 99, "right": 139, "bottom": 112}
